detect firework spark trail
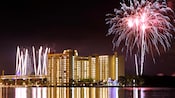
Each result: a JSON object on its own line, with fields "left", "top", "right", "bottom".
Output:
{"left": 16, "top": 46, "right": 50, "bottom": 76}
{"left": 106, "top": 0, "right": 175, "bottom": 75}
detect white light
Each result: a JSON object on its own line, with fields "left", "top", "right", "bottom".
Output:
{"left": 133, "top": 88, "right": 139, "bottom": 98}
{"left": 16, "top": 46, "right": 50, "bottom": 76}
{"left": 135, "top": 18, "right": 139, "bottom": 26}
{"left": 84, "top": 88, "right": 87, "bottom": 98}
{"left": 32, "top": 46, "right": 37, "bottom": 75}
{"left": 37, "top": 46, "right": 42, "bottom": 75}
{"left": 72, "top": 88, "right": 74, "bottom": 98}
{"left": 135, "top": 54, "right": 139, "bottom": 76}
{"left": 37, "top": 88, "right": 41, "bottom": 98}
{"left": 43, "top": 48, "right": 48, "bottom": 75}
{"left": 32, "top": 88, "right": 36, "bottom": 98}
{"left": 42, "top": 88, "right": 47, "bottom": 98}
{"left": 24, "top": 49, "right": 28, "bottom": 75}
{"left": 128, "top": 19, "right": 133, "bottom": 27}
{"left": 16, "top": 88, "right": 27, "bottom": 98}
{"left": 116, "top": 57, "right": 118, "bottom": 80}
{"left": 16, "top": 46, "right": 20, "bottom": 74}
{"left": 141, "top": 13, "right": 146, "bottom": 23}
{"left": 141, "top": 24, "right": 146, "bottom": 31}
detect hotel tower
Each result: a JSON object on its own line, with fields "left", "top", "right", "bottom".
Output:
{"left": 47, "top": 49, "right": 124, "bottom": 86}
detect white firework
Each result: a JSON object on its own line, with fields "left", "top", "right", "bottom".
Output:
{"left": 16, "top": 46, "right": 50, "bottom": 76}
{"left": 106, "top": 0, "right": 175, "bottom": 75}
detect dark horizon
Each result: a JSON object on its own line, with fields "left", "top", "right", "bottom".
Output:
{"left": 0, "top": 0, "right": 175, "bottom": 76}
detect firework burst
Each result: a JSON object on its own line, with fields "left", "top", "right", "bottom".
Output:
{"left": 106, "top": 0, "right": 175, "bottom": 75}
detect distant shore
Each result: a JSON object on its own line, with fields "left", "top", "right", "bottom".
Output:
{"left": 1, "top": 75, "right": 175, "bottom": 88}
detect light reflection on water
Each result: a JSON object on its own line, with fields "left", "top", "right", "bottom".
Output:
{"left": 0, "top": 87, "right": 175, "bottom": 98}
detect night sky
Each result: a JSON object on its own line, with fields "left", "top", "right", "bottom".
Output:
{"left": 0, "top": 0, "right": 175, "bottom": 76}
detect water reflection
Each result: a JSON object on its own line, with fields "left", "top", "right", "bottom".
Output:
{"left": 33, "top": 87, "right": 47, "bottom": 98}
{"left": 15, "top": 88, "right": 27, "bottom": 98}
{"left": 124, "top": 87, "right": 145, "bottom": 98}
{"left": 15, "top": 87, "right": 47, "bottom": 98}
{"left": 0, "top": 87, "right": 175, "bottom": 98}
{"left": 132, "top": 88, "right": 143, "bottom": 98}
{"left": 47, "top": 87, "right": 69, "bottom": 98}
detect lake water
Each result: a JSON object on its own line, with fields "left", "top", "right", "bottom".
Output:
{"left": 1, "top": 87, "right": 175, "bottom": 98}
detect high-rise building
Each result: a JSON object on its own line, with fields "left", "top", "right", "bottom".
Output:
{"left": 47, "top": 53, "right": 68, "bottom": 85}
{"left": 73, "top": 56, "right": 89, "bottom": 81}
{"left": 89, "top": 56, "right": 96, "bottom": 81}
{"left": 47, "top": 49, "right": 78, "bottom": 85}
{"left": 94, "top": 52, "right": 125, "bottom": 82}
{"left": 47, "top": 49, "right": 124, "bottom": 85}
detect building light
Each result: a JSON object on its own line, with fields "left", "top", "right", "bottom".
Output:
{"left": 116, "top": 57, "right": 119, "bottom": 80}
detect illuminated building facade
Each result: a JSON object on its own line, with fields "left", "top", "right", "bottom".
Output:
{"left": 89, "top": 57, "right": 96, "bottom": 81}
{"left": 47, "top": 49, "right": 125, "bottom": 85}
{"left": 73, "top": 57, "right": 90, "bottom": 80}
{"left": 91, "top": 53, "right": 125, "bottom": 82}
{"left": 47, "top": 49, "right": 78, "bottom": 85}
